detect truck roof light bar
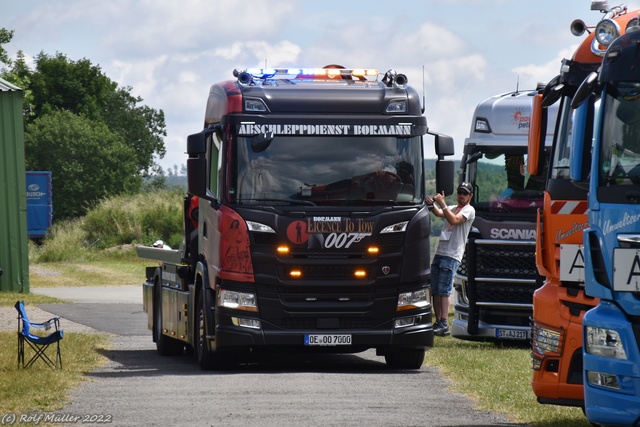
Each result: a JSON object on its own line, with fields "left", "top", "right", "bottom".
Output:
{"left": 233, "top": 67, "right": 380, "bottom": 84}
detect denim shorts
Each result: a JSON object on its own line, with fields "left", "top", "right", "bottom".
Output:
{"left": 430, "top": 254, "right": 460, "bottom": 297}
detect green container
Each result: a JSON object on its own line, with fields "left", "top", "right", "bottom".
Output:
{"left": 0, "top": 77, "right": 29, "bottom": 292}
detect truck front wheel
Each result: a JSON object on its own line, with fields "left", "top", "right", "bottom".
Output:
{"left": 196, "top": 291, "right": 216, "bottom": 370}
{"left": 384, "top": 348, "right": 425, "bottom": 370}
{"left": 196, "top": 289, "right": 237, "bottom": 370}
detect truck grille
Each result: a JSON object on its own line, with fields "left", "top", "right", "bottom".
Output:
{"left": 281, "top": 317, "right": 375, "bottom": 329}
{"left": 251, "top": 228, "right": 405, "bottom": 252}
{"left": 457, "top": 241, "right": 537, "bottom": 279}
{"left": 457, "top": 239, "right": 539, "bottom": 305}
{"left": 476, "top": 282, "right": 539, "bottom": 304}
{"left": 251, "top": 227, "right": 406, "bottom": 282}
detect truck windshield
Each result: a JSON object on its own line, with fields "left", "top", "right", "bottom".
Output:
{"left": 599, "top": 81, "right": 640, "bottom": 187}
{"left": 231, "top": 135, "right": 423, "bottom": 206}
{"left": 471, "top": 151, "right": 545, "bottom": 214}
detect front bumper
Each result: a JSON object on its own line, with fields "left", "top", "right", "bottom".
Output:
{"left": 451, "top": 316, "right": 531, "bottom": 341}
{"left": 214, "top": 313, "right": 433, "bottom": 353}
{"left": 583, "top": 303, "right": 640, "bottom": 426}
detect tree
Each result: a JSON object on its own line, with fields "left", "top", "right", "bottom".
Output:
{"left": 2, "top": 51, "right": 34, "bottom": 117}
{"left": 9, "top": 52, "right": 166, "bottom": 176}
{"left": 1, "top": 51, "right": 167, "bottom": 220}
{"left": 0, "top": 28, "right": 13, "bottom": 66}
{"left": 25, "top": 110, "right": 140, "bottom": 220}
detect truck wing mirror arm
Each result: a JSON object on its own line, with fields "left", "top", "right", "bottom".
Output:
{"left": 204, "top": 189, "right": 221, "bottom": 211}
{"left": 464, "top": 152, "right": 483, "bottom": 165}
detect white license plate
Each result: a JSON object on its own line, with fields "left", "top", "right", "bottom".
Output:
{"left": 304, "top": 334, "right": 352, "bottom": 346}
{"left": 496, "top": 329, "right": 529, "bottom": 340}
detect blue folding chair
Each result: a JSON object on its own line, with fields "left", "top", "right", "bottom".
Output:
{"left": 15, "top": 301, "right": 63, "bottom": 369}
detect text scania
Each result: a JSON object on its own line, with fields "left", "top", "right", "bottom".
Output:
{"left": 490, "top": 228, "right": 536, "bottom": 239}
{"left": 238, "top": 124, "right": 412, "bottom": 136}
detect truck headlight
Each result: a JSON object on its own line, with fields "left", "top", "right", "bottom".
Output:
{"left": 217, "top": 289, "right": 258, "bottom": 312}
{"left": 532, "top": 324, "right": 562, "bottom": 355}
{"left": 595, "top": 19, "right": 620, "bottom": 47}
{"left": 585, "top": 326, "right": 627, "bottom": 359}
{"left": 397, "top": 288, "right": 430, "bottom": 311}
{"left": 381, "top": 221, "right": 408, "bottom": 233}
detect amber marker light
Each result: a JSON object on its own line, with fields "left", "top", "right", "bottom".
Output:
{"left": 354, "top": 269, "right": 367, "bottom": 278}
{"left": 367, "top": 246, "right": 379, "bottom": 255}
{"left": 289, "top": 269, "right": 302, "bottom": 278}
{"left": 326, "top": 68, "right": 341, "bottom": 78}
{"left": 277, "top": 245, "right": 290, "bottom": 254}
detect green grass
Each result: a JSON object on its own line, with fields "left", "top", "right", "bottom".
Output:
{"left": 28, "top": 254, "right": 150, "bottom": 288}
{"left": 0, "top": 331, "right": 109, "bottom": 415}
{"left": 0, "top": 292, "right": 64, "bottom": 307}
{"left": 425, "top": 318, "right": 590, "bottom": 427}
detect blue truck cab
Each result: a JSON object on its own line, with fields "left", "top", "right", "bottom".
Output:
{"left": 571, "top": 25, "right": 640, "bottom": 426}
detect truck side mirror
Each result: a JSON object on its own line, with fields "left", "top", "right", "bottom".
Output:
{"left": 528, "top": 94, "right": 544, "bottom": 176}
{"left": 430, "top": 132, "right": 455, "bottom": 196}
{"left": 187, "top": 132, "right": 208, "bottom": 199}
{"left": 436, "top": 160, "right": 455, "bottom": 196}
{"left": 434, "top": 133, "right": 455, "bottom": 157}
{"left": 570, "top": 100, "right": 590, "bottom": 182}
{"left": 187, "top": 127, "right": 222, "bottom": 209}
{"left": 572, "top": 71, "right": 598, "bottom": 109}
{"left": 187, "top": 131, "right": 206, "bottom": 155}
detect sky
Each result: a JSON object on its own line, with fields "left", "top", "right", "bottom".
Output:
{"left": 4, "top": 0, "right": 640, "bottom": 171}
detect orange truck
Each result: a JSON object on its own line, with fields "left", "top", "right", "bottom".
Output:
{"left": 528, "top": 1, "right": 639, "bottom": 408}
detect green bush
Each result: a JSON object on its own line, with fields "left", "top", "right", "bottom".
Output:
{"left": 30, "top": 190, "right": 184, "bottom": 262}
{"left": 82, "top": 190, "right": 184, "bottom": 249}
{"left": 29, "top": 219, "right": 92, "bottom": 263}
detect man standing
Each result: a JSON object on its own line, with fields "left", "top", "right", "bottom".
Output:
{"left": 425, "top": 182, "right": 475, "bottom": 336}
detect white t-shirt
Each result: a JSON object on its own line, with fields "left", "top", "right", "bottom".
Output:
{"left": 435, "top": 204, "right": 475, "bottom": 262}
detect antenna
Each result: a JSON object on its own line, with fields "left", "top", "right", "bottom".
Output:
{"left": 422, "top": 65, "right": 426, "bottom": 114}
{"left": 516, "top": 75, "right": 520, "bottom": 94}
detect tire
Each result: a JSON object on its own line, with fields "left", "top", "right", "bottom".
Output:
{"left": 195, "top": 289, "right": 238, "bottom": 370}
{"left": 384, "top": 348, "right": 425, "bottom": 370}
{"left": 154, "top": 283, "right": 184, "bottom": 356}
{"left": 196, "top": 290, "right": 216, "bottom": 370}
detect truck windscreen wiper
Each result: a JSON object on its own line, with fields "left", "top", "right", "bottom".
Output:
{"left": 239, "top": 198, "right": 317, "bottom": 206}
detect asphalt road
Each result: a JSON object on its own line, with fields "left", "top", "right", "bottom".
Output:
{"left": 35, "top": 287, "right": 525, "bottom": 427}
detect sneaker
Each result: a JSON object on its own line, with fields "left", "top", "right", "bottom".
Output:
{"left": 434, "top": 320, "right": 450, "bottom": 337}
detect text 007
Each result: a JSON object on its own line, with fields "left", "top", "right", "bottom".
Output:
{"left": 304, "top": 334, "right": 352, "bottom": 346}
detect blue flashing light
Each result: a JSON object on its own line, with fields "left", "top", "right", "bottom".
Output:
{"left": 236, "top": 67, "right": 381, "bottom": 82}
